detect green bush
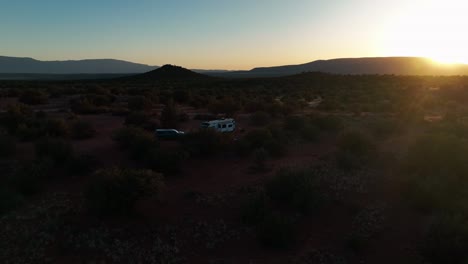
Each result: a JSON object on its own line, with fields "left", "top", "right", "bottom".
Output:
{"left": 85, "top": 168, "right": 163, "bottom": 216}
{"left": 266, "top": 168, "right": 322, "bottom": 214}
{"left": 257, "top": 212, "right": 296, "bottom": 249}
{"left": 421, "top": 214, "right": 468, "bottom": 264}
{"left": 35, "top": 138, "right": 74, "bottom": 164}
{"left": 70, "top": 120, "right": 96, "bottom": 139}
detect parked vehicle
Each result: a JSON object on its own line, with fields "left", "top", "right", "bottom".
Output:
{"left": 200, "top": 118, "right": 236, "bottom": 132}
{"left": 155, "top": 129, "right": 185, "bottom": 139}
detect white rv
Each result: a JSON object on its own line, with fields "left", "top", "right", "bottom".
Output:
{"left": 200, "top": 118, "right": 236, "bottom": 132}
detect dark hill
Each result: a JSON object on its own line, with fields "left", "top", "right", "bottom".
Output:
{"left": 131, "top": 64, "right": 213, "bottom": 81}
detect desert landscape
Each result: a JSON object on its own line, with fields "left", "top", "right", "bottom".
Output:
{"left": 1, "top": 64, "right": 468, "bottom": 263}
{"left": 2, "top": 1, "right": 468, "bottom": 263}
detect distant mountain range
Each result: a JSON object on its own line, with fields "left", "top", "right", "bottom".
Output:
{"left": 2, "top": 56, "right": 468, "bottom": 80}
{"left": 0, "top": 56, "right": 157, "bottom": 74}
{"left": 218, "top": 57, "right": 468, "bottom": 78}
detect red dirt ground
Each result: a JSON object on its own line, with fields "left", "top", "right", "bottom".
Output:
{"left": 6, "top": 101, "right": 425, "bottom": 263}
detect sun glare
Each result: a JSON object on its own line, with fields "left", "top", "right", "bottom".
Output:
{"left": 381, "top": 0, "right": 468, "bottom": 64}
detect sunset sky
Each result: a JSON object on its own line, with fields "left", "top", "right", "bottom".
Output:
{"left": 1, "top": 0, "right": 467, "bottom": 70}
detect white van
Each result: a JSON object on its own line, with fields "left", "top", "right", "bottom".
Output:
{"left": 200, "top": 118, "right": 236, "bottom": 132}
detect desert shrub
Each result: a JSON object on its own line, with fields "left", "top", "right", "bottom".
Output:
{"left": 125, "top": 111, "right": 156, "bottom": 130}
{"left": 421, "top": 214, "right": 468, "bottom": 264}
{"left": 182, "top": 129, "right": 229, "bottom": 156}
{"left": 193, "top": 113, "right": 217, "bottom": 120}
{"left": 0, "top": 188, "right": 24, "bottom": 216}
{"left": 85, "top": 168, "right": 163, "bottom": 216}
{"left": 19, "top": 89, "right": 48, "bottom": 105}
{"left": 16, "top": 121, "right": 49, "bottom": 141}
{"left": 238, "top": 128, "right": 287, "bottom": 158}
{"left": 160, "top": 101, "right": 179, "bottom": 128}
{"left": 299, "top": 124, "right": 320, "bottom": 141}
{"left": 111, "top": 106, "right": 130, "bottom": 116}
{"left": 249, "top": 111, "right": 271, "bottom": 127}
{"left": 436, "top": 121, "right": 468, "bottom": 139}
{"left": 208, "top": 98, "right": 240, "bottom": 116}
{"left": 145, "top": 149, "right": 188, "bottom": 176}
{"left": 173, "top": 89, "right": 191, "bottom": 104}
{"left": 86, "top": 93, "right": 115, "bottom": 106}
{"left": 113, "top": 127, "right": 159, "bottom": 160}
{"left": 70, "top": 119, "right": 96, "bottom": 139}
{"left": 35, "top": 138, "right": 74, "bottom": 164}
{"left": 284, "top": 116, "right": 307, "bottom": 131}
{"left": 178, "top": 112, "right": 190, "bottom": 122}
{"left": 36, "top": 110, "right": 48, "bottom": 119}
{"left": 257, "top": 212, "right": 296, "bottom": 249}
{"left": 367, "top": 118, "right": 399, "bottom": 138}
{"left": 0, "top": 103, "right": 33, "bottom": 134}
{"left": 70, "top": 97, "right": 102, "bottom": 114}
{"left": 128, "top": 96, "right": 153, "bottom": 111}
{"left": 403, "top": 134, "right": 468, "bottom": 212}
{"left": 241, "top": 191, "right": 269, "bottom": 225}
{"left": 45, "top": 119, "right": 69, "bottom": 137}
{"left": 251, "top": 147, "right": 269, "bottom": 173}
{"left": 243, "top": 128, "right": 274, "bottom": 149}
{"left": 309, "top": 115, "right": 343, "bottom": 133}
{"left": 0, "top": 134, "right": 16, "bottom": 158}
{"left": 12, "top": 159, "right": 53, "bottom": 195}
{"left": 284, "top": 116, "right": 320, "bottom": 141}
{"left": 266, "top": 168, "right": 322, "bottom": 214}
{"left": 336, "top": 131, "right": 375, "bottom": 170}
{"left": 66, "top": 154, "right": 99, "bottom": 176}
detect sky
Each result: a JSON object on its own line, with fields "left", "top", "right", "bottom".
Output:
{"left": 1, "top": 0, "right": 467, "bottom": 70}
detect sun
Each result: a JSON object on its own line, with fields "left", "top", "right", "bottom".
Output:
{"left": 380, "top": 0, "right": 468, "bottom": 65}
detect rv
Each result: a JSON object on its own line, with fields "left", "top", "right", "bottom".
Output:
{"left": 200, "top": 118, "right": 236, "bottom": 132}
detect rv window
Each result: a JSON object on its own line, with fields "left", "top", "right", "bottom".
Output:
{"left": 218, "top": 124, "right": 221, "bottom": 128}
{"left": 222, "top": 124, "right": 227, "bottom": 128}
{"left": 228, "top": 124, "right": 232, "bottom": 127}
